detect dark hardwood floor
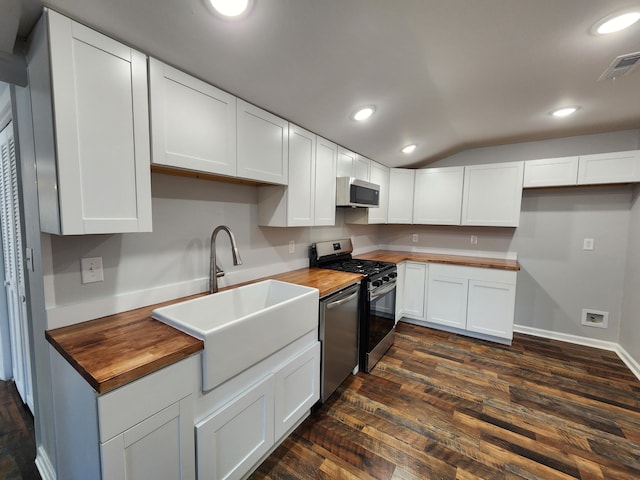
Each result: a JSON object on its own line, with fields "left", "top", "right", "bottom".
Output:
{"left": 251, "top": 322, "right": 640, "bottom": 480}
{"left": 2, "top": 322, "right": 639, "bottom": 479}
{"left": 0, "top": 380, "right": 39, "bottom": 480}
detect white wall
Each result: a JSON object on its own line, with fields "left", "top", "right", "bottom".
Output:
{"left": 43, "top": 172, "right": 380, "bottom": 327}
{"left": 381, "top": 130, "right": 640, "bottom": 343}
{"left": 621, "top": 186, "right": 640, "bottom": 361}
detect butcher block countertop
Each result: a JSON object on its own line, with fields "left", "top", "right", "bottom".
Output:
{"left": 356, "top": 250, "right": 520, "bottom": 271}
{"left": 45, "top": 267, "right": 362, "bottom": 394}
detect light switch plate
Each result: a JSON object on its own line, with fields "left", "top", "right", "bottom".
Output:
{"left": 583, "top": 238, "right": 594, "bottom": 251}
{"left": 81, "top": 256, "right": 104, "bottom": 284}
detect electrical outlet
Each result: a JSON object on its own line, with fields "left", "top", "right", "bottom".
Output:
{"left": 288, "top": 240, "right": 295, "bottom": 254}
{"left": 583, "top": 238, "right": 594, "bottom": 251}
{"left": 412, "top": 234, "right": 419, "bottom": 243}
{"left": 470, "top": 235, "right": 478, "bottom": 245}
{"left": 81, "top": 256, "right": 104, "bottom": 284}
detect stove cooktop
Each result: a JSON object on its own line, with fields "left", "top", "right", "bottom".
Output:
{"left": 321, "top": 258, "right": 395, "bottom": 277}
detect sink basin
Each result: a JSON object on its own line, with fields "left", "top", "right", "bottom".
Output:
{"left": 152, "top": 280, "right": 319, "bottom": 391}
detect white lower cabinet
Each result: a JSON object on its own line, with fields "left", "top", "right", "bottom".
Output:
{"left": 196, "top": 375, "right": 275, "bottom": 480}
{"left": 466, "top": 279, "right": 516, "bottom": 338}
{"left": 426, "top": 271, "right": 468, "bottom": 329}
{"left": 398, "top": 261, "right": 517, "bottom": 343}
{"left": 401, "top": 262, "right": 428, "bottom": 321}
{"left": 196, "top": 340, "right": 320, "bottom": 480}
{"left": 50, "top": 348, "right": 198, "bottom": 480}
{"left": 101, "top": 399, "right": 194, "bottom": 480}
{"left": 426, "top": 263, "right": 517, "bottom": 342}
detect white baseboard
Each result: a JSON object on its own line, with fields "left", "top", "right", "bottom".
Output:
{"left": 36, "top": 445, "right": 56, "bottom": 480}
{"left": 614, "top": 344, "right": 640, "bottom": 381}
{"left": 514, "top": 324, "right": 640, "bottom": 382}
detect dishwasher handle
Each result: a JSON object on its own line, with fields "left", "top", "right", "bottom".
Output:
{"left": 325, "top": 288, "right": 359, "bottom": 310}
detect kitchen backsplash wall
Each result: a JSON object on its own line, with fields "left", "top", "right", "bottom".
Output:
{"left": 42, "top": 172, "right": 380, "bottom": 327}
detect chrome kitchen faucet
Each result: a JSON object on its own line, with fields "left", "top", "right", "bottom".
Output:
{"left": 210, "top": 225, "right": 243, "bottom": 293}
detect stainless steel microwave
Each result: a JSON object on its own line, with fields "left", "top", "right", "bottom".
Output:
{"left": 335, "top": 177, "right": 380, "bottom": 208}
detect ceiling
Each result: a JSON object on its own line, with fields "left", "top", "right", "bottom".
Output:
{"left": 3, "top": 0, "right": 640, "bottom": 167}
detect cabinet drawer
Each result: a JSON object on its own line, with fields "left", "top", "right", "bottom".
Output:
{"left": 98, "top": 354, "right": 198, "bottom": 443}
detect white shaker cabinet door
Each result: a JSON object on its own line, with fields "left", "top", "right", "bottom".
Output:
{"left": 354, "top": 155, "right": 371, "bottom": 182}
{"left": 387, "top": 168, "right": 415, "bottom": 224}
{"left": 461, "top": 161, "right": 523, "bottom": 227}
{"left": 466, "top": 280, "right": 516, "bottom": 339}
{"left": 286, "top": 125, "right": 316, "bottom": 226}
{"left": 402, "top": 262, "right": 428, "bottom": 321}
{"left": 426, "top": 266, "right": 468, "bottom": 330}
{"left": 196, "top": 375, "right": 275, "bottom": 480}
{"left": 44, "top": 10, "right": 152, "bottom": 234}
{"left": 237, "top": 99, "right": 289, "bottom": 184}
{"left": 314, "top": 137, "right": 338, "bottom": 225}
{"left": 337, "top": 147, "right": 357, "bottom": 178}
{"left": 368, "top": 161, "right": 390, "bottom": 224}
{"left": 274, "top": 342, "right": 320, "bottom": 439}
{"left": 101, "top": 398, "right": 194, "bottom": 480}
{"left": 523, "top": 156, "right": 579, "bottom": 188}
{"left": 149, "top": 58, "right": 236, "bottom": 177}
{"left": 413, "top": 166, "right": 464, "bottom": 225}
{"left": 577, "top": 150, "right": 640, "bottom": 185}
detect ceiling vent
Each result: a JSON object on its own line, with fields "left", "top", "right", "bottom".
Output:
{"left": 598, "top": 51, "right": 640, "bottom": 81}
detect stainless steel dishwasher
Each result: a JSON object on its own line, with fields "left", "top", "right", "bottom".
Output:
{"left": 319, "top": 282, "right": 360, "bottom": 403}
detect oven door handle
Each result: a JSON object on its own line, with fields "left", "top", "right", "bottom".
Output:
{"left": 369, "top": 279, "right": 397, "bottom": 302}
{"left": 326, "top": 290, "right": 359, "bottom": 310}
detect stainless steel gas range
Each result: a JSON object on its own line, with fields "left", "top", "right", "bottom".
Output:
{"left": 310, "top": 239, "right": 397, "bottom": 373}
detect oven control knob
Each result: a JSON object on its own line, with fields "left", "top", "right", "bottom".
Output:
{"left": 372, "top": 280, "right": 383, "bottom": 287}
{"left": 388, "top": 272, "right": 397, "bottom": 279}
{"left": 382, "top": 276, "right": 390, "bottom": 282}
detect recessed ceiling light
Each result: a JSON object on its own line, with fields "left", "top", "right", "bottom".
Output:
{"left": 551, "top": 106, "right": 579, "bottom": 118}
{"left": 207, "top": 0, "right": 253, "bottom": 18}
{"left": 593, "top": 11, "right": 640, "bottom": 35}
{"left": 352, "top": 106, "right": 375, "bottom": 121}
{"left": 401, "top": 144, "right": 417, "bottom": 154}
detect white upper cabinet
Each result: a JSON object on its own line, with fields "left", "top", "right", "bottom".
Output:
{"left": 461, "top": 162, "right": 524, "bottom": 227}
{"left": 314, "top": 137, "right": 338, "bottom": 225}
{"left": 354, "top": 155, "right": 371, "bottom": 182}
{"left": 413, "top": 166, "right": 464, "bottom": 225}
{"left": 367, "top": 161, "right": 389, "bottom": 223}
{"left": 29, "top": 9, "right": 152, "bottom": 234}
{"left": 577, "top": 150, "right": 640, "bottom": 185}
{"left": 387, "top": 169, "right": 415, "bottom": 224}
{"left": 336, "top": 147, "right": 370, "bottom": 181}
{"left": 523, "top": 156, "right": 579, "bottom": 188}
{"left": 286, "top": 125, "right": 316, "bottom": 225}
{"left": 237, "top": 99, "right": 289, "bottom": 185}
{"left": 257, "top": 128, "right": 336, "bottom": 227}
{"left": 344, "top": 160, "right": 389, "bottom": 225}
{"left": 337, "top": 147, "right": 357, "bottom": 178}
{"left": 149, "top": 58, "right": 236, "bottom": 177}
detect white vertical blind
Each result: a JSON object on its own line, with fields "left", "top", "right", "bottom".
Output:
{"left": 0, "top": 121, "right": 33, "bottom": 411}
